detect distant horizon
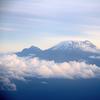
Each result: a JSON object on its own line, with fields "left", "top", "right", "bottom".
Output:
{"left": 0, "top": 36, "right": 100, "bottom": 53}
{"left": 0, "top": 39, "right": 99, "bottom": 53}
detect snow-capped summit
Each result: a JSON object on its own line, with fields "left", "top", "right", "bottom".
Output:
{"left": 50, "top": 40, "right": 98, "bottom": 53}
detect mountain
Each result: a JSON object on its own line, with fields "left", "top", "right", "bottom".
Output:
{"left": 16, "top": 46, "right": 42, "bottom": 57}
{"left": 16, "top": 40, "right": 100, "bottom": 66}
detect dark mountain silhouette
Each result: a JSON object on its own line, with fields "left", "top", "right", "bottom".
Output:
{"left": 16, "top": 46, "right": 42, "bottom": 57}
{"left": 16, "top": 40, "right": 100, "bottom": 66}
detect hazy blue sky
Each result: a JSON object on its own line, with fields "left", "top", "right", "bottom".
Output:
{"left": 0, "top": 0, "right": 100, "bottom": 52}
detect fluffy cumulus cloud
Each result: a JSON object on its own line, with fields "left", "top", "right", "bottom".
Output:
{"left": 0, "top": 54, "right": 100, "bottom": 90}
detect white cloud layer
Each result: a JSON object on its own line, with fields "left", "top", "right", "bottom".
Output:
{"left": 0, "top": 54, "right": 100, "bottom": 90}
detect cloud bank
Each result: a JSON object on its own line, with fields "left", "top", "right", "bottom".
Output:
{"left": 0, "top": 54, "right": 100, "bottom": 90}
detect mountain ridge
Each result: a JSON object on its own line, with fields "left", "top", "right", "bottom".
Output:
{"left": 16, "top": 40, "right": 100, "bottom": 66}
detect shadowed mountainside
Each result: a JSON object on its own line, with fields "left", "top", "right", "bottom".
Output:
{"left": 16, "top": 40, "right": 100, "bottom": 66}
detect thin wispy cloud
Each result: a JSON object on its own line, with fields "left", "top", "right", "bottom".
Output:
{"left": 0, "top": 27, "right": 15, "bottom": 32}
{"left": 89, "top": 56, "right": 100, "bottom": 59}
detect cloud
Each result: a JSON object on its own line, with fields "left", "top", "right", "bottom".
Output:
{"left": 0, "top": 77, "right": 16, "bottom": 91}
{"left": 0, "top": 27, "right": 15, "bottom": 32}
{"left": 89, "top": 56, "right": 100, "bottom": 59}
{"left": 41, "top": 81, "right": 48, "bottom": 84}
{"left": 0, "top": 54, "right": 100, "bottom": 90}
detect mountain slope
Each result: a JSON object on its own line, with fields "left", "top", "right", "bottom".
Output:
{"left": 49, "top": 40, "right": 99, "bottom": 53}
{"left": 39, "top": 40, "right": 100, "bottom": 66}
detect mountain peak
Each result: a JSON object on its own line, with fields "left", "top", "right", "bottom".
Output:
{"left": 50, "top": 40, "right": 97, "bottom": 52}
{"left": 16, "top": 45, "right": 42, "bottom": 57}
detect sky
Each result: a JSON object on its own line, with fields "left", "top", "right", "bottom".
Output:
{"left": 0, "top": 0, "right": 100, "bottom": 52}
